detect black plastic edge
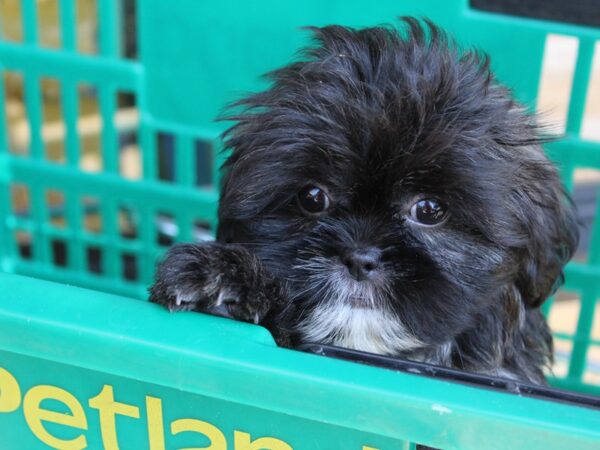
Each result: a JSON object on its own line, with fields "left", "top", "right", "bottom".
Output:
{"left": 298, "top": 343, "right": 600, "bottom": 410}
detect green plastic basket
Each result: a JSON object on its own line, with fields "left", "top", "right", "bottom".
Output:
{"left": 0, "top": 1, "right": 599, "bottom": 449}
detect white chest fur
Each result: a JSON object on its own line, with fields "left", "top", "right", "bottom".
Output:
{"left": 296, "top": 304, "right": 422, "bottom": 355}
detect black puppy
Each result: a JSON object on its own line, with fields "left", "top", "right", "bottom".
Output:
{"left": 150, "top": 18, "right": 578, "bottom": 384}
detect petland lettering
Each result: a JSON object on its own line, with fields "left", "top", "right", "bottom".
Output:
{"left": 0, "top": 366, "right": 379, "bottom": 450}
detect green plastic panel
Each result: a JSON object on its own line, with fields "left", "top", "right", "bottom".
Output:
{"left": 0, "top": 273, "right": 599, "bottom": 450}
{"left": 0, "top": 1, "right": 600, "bottom": 448}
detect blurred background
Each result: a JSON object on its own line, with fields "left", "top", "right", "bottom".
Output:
{"left": 1, "top": 0, "right": 139, "bottom": 175}
{"left": 0, "top": 0, "right": 599, "bottom": 384}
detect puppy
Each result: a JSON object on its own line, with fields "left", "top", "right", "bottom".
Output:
{"left": 150, "top": 18, "right": 578, "bottom": 384}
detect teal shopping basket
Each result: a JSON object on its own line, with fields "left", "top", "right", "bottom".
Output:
{"left": 0, "top": 1, "right": 599, "bottom": 449}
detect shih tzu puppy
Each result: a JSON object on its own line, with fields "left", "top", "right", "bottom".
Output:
{"left": 150, "top": 18, "right": 578, "bottom": 384}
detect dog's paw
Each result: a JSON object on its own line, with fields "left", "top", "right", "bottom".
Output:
{"left": 149, "top": 243, "right": 275, "bottom": 324}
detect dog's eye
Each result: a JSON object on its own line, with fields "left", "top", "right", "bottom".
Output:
{"left": 297, "top": 185, "right": 330, "bottom": 215}
{"left": 409, "top": 199, "right": 448, "bottom": 226}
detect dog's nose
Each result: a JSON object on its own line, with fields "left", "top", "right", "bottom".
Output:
{"left": 341, "top": 247, "right": 382, "bottom": 281}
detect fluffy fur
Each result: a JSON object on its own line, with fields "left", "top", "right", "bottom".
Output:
{"left": 150, "top": 18, "right": 578, "bottom": 384}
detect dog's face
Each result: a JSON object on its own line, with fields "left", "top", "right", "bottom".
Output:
{"left": 217, "top": 20, "right": 578, "bottom": 357}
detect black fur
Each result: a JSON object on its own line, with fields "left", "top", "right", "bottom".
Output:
{"left": 150, "top": 18, "right": 578, "bottom": 385}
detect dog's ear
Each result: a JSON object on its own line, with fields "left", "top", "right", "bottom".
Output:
{"left": 513, "top": 154, "right": 579, "bottom": 308}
